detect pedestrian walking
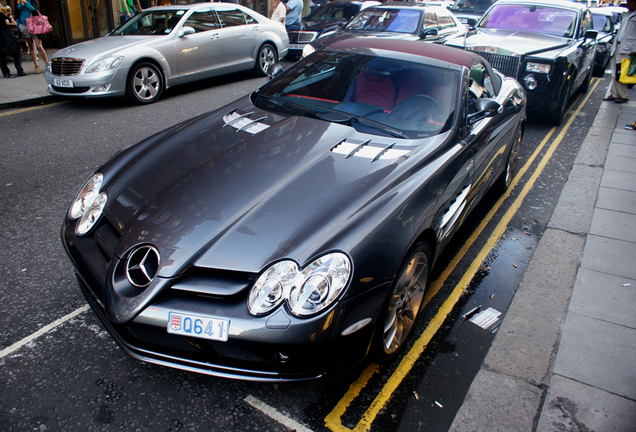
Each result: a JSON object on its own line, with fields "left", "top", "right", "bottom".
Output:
{"left": 604, "top": 0, "right": 636, "bottom": 103}
{"left": 15, "top": 0, "right": 48, "bottom": 74}
{"left": 121, "top": 0, "right": 135, "bottom": 22}
{"left": 0, "top": 6, "right": 26, "bottom": 78}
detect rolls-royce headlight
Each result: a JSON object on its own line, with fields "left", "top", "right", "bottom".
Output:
{"left": 302, "top": 44, "right": 315, "bottom": 57}
{"left": 288, "top": 253, "right": 351, "bottom": 316}
{"left": 526, "top": 62, "right": 551, "bottom": 74}
{"left": 76, "top": 192, "right": 107, "bottom": 236}
{"left": 69, "top": 173, "right": 103, "bottom": 220}
{"left": 248, "top": 253, "right": 352, "bottom": 317}
{"left": 86, "top": 56, "right": 124, "bottom": 73}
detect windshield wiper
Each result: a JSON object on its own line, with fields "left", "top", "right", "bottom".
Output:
{"left": 257, "top": 94, "right": 322, "bottom": 119}
{"left": 315, "top": 105, "right": 407, "bottom": 139}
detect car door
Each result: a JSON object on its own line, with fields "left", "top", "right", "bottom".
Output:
{"left": 175, "top": 8, "right": 224, "bottom": 80}
{"left": 215, "top": 8, "right": 258, "bottom": 72}
{"left": 575, "top": 9, "right": 596, "bottom": 87}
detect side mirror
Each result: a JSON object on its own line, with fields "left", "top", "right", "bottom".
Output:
{"left": 179, "top": 26, "right": 195, "bottom": 38}
{"left": 467, "top": 98, "right": 500, "bottom": 124}
{"left": 421, "top": 28, "right": 438, "bottom": 39}
{"left": 466, "top": 18, "right": 478, "bottom": 28}
{"left": 267, "top": 63, "right": 284, "bottom": 81}
{"left": 584, "top": 29, "right": 598, "bottom": 41}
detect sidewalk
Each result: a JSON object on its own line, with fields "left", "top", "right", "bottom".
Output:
{"left": 450, "top": 86, "right": 636, "bottom": 431}
{"left": 0, "top": 48, "right": 58, "bottom": 109}
{"left": 1, "top": 63, "right": 634, "bottom": 431}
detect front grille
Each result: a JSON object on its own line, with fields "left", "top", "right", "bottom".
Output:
{"left": 287, "top": 31, "right": 317, "bottom": 43}
{"left": 52, "top": 86, "right": 90, "bottom": 94}
{"left": 468, "top": 49, "right": 520, "bottom": 79}
{"left": 51, "top": 58, "right": 84, "bottom": 76}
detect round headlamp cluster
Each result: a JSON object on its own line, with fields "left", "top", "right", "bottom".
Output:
{"left": 248, "top": 252, "right": 351, "bottom": 317}
{"left": 69, "top": 173, "right": 107, "bottom": 236}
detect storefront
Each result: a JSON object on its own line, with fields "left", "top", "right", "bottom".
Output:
{"left": 13, "top": 0, "right": 277, "bottom": 49}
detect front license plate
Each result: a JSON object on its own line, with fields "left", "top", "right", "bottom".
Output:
{"left": 290, "top": 44, "right": 305, "bottom": 50}
{"left": 167, "top": 312, "right": 229, "bottom": 342}
{"left": 53, "top": 78, "right": 74, "bottom": 88}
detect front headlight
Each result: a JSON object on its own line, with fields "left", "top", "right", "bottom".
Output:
{"left": 248, "top": 252, "right": 352, "bottom": 317}
{"left": 302, "top": 44, "right": 315, "bottom": 57}
{"left": 76, "top": 193, "right": 107, "bottom": 236}
{"left": 69, "top": 173, "right": 103, "bottom": 220}
{"left": 526, "top": 62, "right": 551, "bottom": 74}
{"left": 85, "top": 56, "right": 124, "bottom": 73}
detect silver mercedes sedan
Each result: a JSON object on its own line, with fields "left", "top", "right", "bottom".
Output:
{"left": 44, "top": 3, "right": 289, "bottom": 104}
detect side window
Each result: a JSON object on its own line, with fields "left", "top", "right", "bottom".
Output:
{"left": 469, "top": 62, "right": 494, "bottom": 100}
{"left": 217, "top": 9, "right": 247, "bottom": 28}
{"left": 437, "top": 12, "right": 456, "bottom": 30}
{"left": 424, "top": 12, "right": 438, "bottom": 29}
{"left": 243, "top": 10, "right": 257, "bottom": 25}
{"left": 184, "top": 10, "right": 220, "bottom": 33}
{"left": 579, "top": 10, "right": 592, "bottom": 37}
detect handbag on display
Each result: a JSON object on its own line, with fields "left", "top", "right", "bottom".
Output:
{"left": 26, "top": 10, "right": 52, "bottom": 35}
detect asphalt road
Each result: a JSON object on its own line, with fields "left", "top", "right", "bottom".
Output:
{"left": 0, "top": 69, "right": 610, "bottom": 432}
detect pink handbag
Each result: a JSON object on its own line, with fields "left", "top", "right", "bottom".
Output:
{"left": 26, "top": 10, "right": 52, "bottom": 35}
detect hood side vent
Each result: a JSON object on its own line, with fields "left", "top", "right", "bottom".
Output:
{"left": 331, "top": 139, "right": 410, "bottom": 162}
{"left": 223, "top": 109, "right": 270, "bottom": 135}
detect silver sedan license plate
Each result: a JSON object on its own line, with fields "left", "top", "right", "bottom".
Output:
{"left": 290, "top": 43, "right": 305, "bottom": 50}
{"left": 167, "top": 311, "right": 229, "bottom": 341}
{"left": 53, "top": 78, "right": 74, "bottom": 88}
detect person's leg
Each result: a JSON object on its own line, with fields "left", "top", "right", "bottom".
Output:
{"left": 605, "top": 53, "right": 629, "bottom": 101}
{"left": 0, "top": 54, "right": 13, "bottom": 77}
{"left": 25, "top": 37, "right": 39, "bottom": 72}
{"left": 34, "top": 37, "right": 47, "bottom": 65}
{"left": 12, "top": 50, "right": 26, "bottom": 76}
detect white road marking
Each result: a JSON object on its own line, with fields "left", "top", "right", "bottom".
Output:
{"left": 0, "top": 305, "right": 90, "bottom": 360}
{"left": 244, "top": 395, "right": 314, "bottom": 432}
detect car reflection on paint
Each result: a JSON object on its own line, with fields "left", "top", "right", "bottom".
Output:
{"left": 61, "top": 39, "right": 526, "bottom": 381}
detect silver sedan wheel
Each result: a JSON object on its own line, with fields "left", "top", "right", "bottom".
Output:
{"left": 129, "top": 63, "right": 163, "bottom": 103}
{"left": 383, "top": 250, "right": 429, "bottom": 355}
{"left": 255, "top": 44, "right": 277, "bottom": 76}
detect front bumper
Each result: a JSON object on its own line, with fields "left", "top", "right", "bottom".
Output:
{"left": 44, "top": 68, "right": 128, "bottom": 98}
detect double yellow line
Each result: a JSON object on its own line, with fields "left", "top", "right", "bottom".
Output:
{"left": 325, "top": 78, "right": 600, "bottom": 432}
{"left": 0, "top": 101, "right": 68, "bottom": 118}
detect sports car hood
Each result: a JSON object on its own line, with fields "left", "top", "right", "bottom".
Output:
{"left": 101, "top": 96, "right": 447, "bottom": 278}
{"left": 52, "top": 35, "right": 155, "bottom": 60}
{"left": 458, "top": 28, "right": 571, "bottom": 56}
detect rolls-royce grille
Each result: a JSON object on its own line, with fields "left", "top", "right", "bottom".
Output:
{"left": 287, "top": 31, "right": 317, "bottom": 43}
{"left": 468, "top": 50, "right": 520, "bottom": 79}
{"left": 51, "top": 58, "right": 84, "bottom": 76}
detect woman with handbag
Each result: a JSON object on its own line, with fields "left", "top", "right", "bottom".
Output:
{"left": 16, "top": 0, "right": 48, "bottom": 74}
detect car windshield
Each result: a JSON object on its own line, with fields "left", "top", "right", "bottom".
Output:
{"left": 256, "top": 51, "right": 458, "bottom": 138}
{"left": 111, "top": 9, "right": 186, "bottom": 35}
{"left": 305, "top": 4, "right": 361, "bottom": 22}
{"left": 346, "top": 8, "right": 422, "bottom": 34}
{"left": 480, "top": 4, "right": 578, "bottom": 38}
{"left": 592, "top": 14, "right": 612, "bottom": 32}
{"left": 451, "top": 0, "right": 498, "bottom": 14}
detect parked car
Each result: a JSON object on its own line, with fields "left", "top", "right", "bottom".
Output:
{"left": 44, "top": 4, "right": 289, "bottom": 104}
{"left": 61, "top": 38, "right": 526, "bottom": 381}
{"left": 446, "top": 0, "right": 597, "bottom": 125}
{"left": 590, "top": 7, "right": 616, "bottom": 75}
{"left": 449, "top": 0, "right": 498, "bottom": 24}
{"left": 302, "top": 2, "right": 467, "bottom": 57}
{"left": 286, "top": 1, "right": 380, "bottom": 57}
{"left": 603, "top": 5, "right": 628, "bottom": 31}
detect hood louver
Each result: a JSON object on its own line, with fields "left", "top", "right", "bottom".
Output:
{"left": 331, "top": 139, "right": 411, "bottom": 162}
{"left": 223, "top": 108, "right": 270, "bottom": 134}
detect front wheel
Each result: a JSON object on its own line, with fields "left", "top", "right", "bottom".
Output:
{"left": 375, "top": 243, "right": 431, "bottom": 363}
{"left": 254, "top": 43, "right": 277, "bottom": 77}
{"left": 547, "top": 80, "right": 572, "bottom": 126}
{"left": 495, "top": 127, "right": 522, "bottom": 193}
{"left": 127, "top": 62, "right": 164, "bottom": 104}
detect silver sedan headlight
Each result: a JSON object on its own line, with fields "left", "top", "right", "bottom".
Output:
{"left": 85, "top": 56, "right": 124, "bottom": 73}
{"left": 248, "top": 252, "right": 352, "bottom": 317}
